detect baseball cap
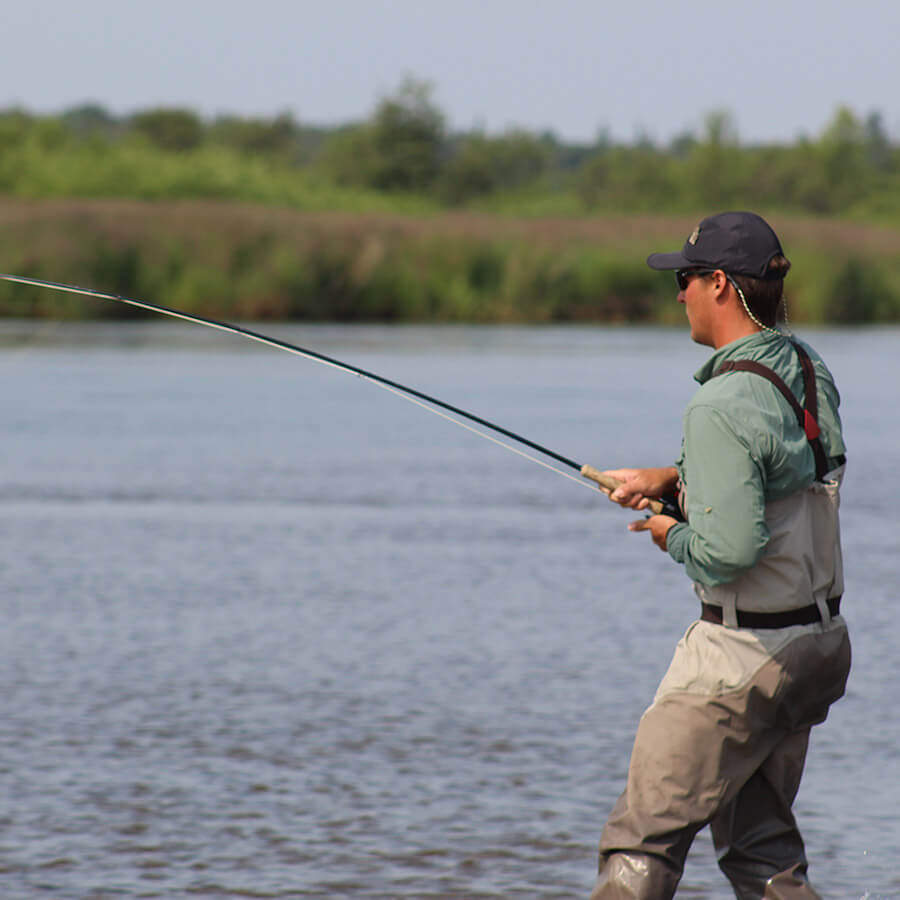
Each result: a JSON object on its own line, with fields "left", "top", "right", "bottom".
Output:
{"left": 646, "top": 211, "right": 786, "bottom": 279}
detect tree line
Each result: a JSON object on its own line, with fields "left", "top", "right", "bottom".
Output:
{"left": 1, "top": 77, "right": 898, "bottom": 219}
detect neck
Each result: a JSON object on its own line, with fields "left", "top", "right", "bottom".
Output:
{"left": 711, "top": 280, "right": 772, "bottom": 348}
{"left": 712, "top": 318, "right": 761, "bottom": 349}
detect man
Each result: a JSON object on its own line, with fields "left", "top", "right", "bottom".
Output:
{"left": 590, "top": 212, "right": 851, "bottom": 899}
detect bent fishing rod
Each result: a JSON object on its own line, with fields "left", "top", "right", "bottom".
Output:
{"left": 1, "top": 272, "right": 677, "bottom": 516}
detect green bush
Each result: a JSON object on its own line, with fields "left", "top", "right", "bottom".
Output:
{"left": 823, "top": 257, "right": 900, "bottom": 323}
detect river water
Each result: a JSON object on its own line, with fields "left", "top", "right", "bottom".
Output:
{"left": 1, "top": 321, "right": 897, "bottom": 899}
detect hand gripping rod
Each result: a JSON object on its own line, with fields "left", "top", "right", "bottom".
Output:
{"left": 0, "top": 272, "right": 671, "bottom": 514}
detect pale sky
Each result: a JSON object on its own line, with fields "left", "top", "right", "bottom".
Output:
{"left": 3, "top": 0, "right": 897, "bottom": 145}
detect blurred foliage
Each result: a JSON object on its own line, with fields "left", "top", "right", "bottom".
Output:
{"left": 1, "top": 81, "right": 900, "bottom": 323}
{"left": 1, "top": 86, "right": 899, "bottom": 221}
{"left": 131, "top": 107, "right": 205, "bottom": 151}
{"left": 2, "top": 199, "right": 898, "bottom": 324}
{"left": 823, "top": 257, "right": 900, "bottom": 323}
{"left": 439, "top": 131, "right": 552, "bottom": 204}
{"left": 321, "top": 77, "right": 445, "bottom": 192}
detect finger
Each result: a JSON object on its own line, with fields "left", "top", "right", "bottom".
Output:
{"left": 611, "top": 486, "right": 640, "bottom": 505}
{"left": 628, "top": 517, "right": 651, "bottom": 532}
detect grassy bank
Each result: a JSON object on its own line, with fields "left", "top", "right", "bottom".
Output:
{"left": 1, "top": 198, "right": 899, "bottom": 324}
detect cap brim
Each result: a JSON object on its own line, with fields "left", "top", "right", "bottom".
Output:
{"left": 646, "top": 251, "right": 691, "bottom": 271}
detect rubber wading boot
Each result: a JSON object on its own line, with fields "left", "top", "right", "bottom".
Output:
{"left": 589, "top": 852, "right": 681, "bottom": 900}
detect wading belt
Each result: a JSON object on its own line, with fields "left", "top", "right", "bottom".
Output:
{"left": 700, "top": 595, "right": 841, "bottom": 629}
{"left": 716, "top": 340, "right": 834, "bottom": 482}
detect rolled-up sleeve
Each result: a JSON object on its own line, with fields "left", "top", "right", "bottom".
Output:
{"left": 667, "top": 404, "right": 769, "bottom": 586}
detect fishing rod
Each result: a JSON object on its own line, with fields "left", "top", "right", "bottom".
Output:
{"left": 1, "top": 272, "right": 675, "bottom": 515}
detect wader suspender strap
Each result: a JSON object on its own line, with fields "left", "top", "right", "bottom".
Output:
{"left": 716, "top": 341, "right": 831, "bottom": 481}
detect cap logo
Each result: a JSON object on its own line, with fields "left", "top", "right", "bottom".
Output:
{"left": 688, "top": 226, "right": 700, "bottom": 245}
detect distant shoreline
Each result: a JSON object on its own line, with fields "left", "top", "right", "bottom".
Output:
{"left": 2, "top": 198, "right": 898, "bottom": 324}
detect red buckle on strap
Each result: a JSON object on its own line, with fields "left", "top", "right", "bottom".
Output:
{"left": 804, "top": 409, "right": 821, "bottom": 440}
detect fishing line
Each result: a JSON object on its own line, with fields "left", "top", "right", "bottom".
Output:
{"left": 1, "top": 272, "right": 660, "bottom": 506}
{"left": 371, "top": 380, "right": 596, "bottom": 491}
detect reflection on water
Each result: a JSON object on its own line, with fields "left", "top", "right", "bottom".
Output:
{"left": 1, "top": 322, "right": 897, "bottom": 898}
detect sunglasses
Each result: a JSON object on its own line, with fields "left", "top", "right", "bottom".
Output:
{"left": 675, "top": 269, "right": 715, "bottom": 291}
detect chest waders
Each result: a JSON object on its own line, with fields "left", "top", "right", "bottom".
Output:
{"left": 698, "top": 339, "right": 847, "bottom": 630}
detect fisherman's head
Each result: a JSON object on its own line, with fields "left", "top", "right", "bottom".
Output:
{"left": 646, "top": 211, "right": 791, "bottom": 336}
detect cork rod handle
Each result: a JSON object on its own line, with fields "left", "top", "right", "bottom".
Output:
{"left": 580, "top": 464, "right": 665, "bottom": 515}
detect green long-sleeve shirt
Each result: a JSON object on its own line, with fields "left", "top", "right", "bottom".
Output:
{"left": 665, "top": 331, "right": 846, "bottom": 587}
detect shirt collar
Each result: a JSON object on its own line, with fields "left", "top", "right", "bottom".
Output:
{"left": 693, "top": 331, "right": 788, "bottom": 385}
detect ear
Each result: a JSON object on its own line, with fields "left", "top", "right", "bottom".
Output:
{"left": 711, "top": 269, "right": 730, "bottom": 300}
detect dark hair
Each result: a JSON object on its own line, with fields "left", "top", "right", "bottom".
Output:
{"left": 730, "top": 255, "right": 792, "bottom": 327}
